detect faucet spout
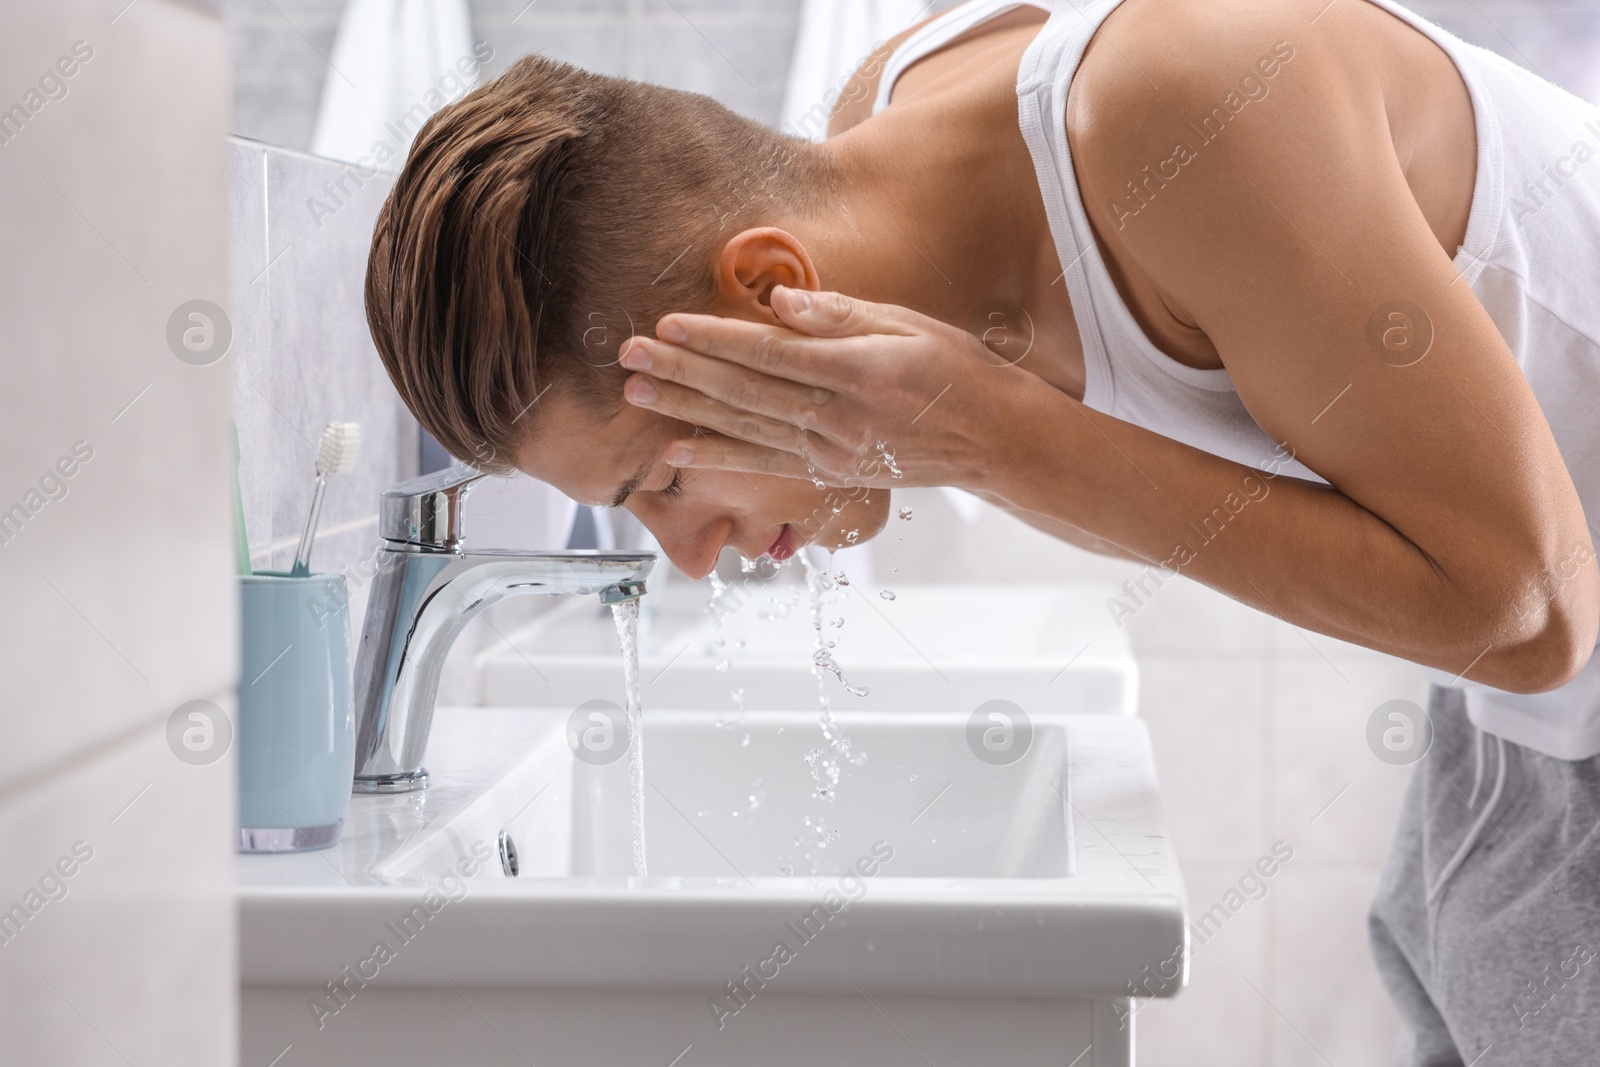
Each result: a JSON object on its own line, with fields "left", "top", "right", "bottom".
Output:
{"left": 599, "top": 579, "right": 647, "bottom": 606}
{"left": 350, "top": 469, "right": 655, "bottom": 793}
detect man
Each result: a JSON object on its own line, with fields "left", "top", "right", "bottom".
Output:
{"left": 365, "top": 1, "right": 1600, "bottom": 1061}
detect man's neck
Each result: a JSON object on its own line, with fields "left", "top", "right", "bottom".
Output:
{"left": 804, "top": 97, "right": 1045, "bottom": 328}
{"left": 789, "top": 66, "right": 1085, "bottom": 398}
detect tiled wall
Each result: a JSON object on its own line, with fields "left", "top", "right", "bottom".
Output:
{"left": 228, "top": 0, "right": 812, "bottom": 150}
{"left": 221, "top": 1, "right": 1600, "bottom": 1065}
{"left": 0, "top": 1, "right": 235, "bottom": 1063}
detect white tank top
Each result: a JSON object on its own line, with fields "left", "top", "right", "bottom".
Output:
{"left": 875, "top": 0, "right": 1600, "bottom": 759}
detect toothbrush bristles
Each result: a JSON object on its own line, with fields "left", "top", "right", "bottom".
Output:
{"left": 314, "top": 421, "right": 362, "bottom": 476}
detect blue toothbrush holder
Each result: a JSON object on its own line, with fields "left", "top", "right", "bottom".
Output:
{"left": 237, "top": 571, "right": 355, "bottom": 852}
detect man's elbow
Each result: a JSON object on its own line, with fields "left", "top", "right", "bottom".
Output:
{"left": 1487, "top": 586, "right": 1599, "bottom": 695}
{"left": 1503, "top": 625, "right": 1595, "bottom": 693}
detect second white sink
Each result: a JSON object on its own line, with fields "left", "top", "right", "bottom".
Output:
{"left": 478, "top": 581, "right": 1137, "bottom": 716}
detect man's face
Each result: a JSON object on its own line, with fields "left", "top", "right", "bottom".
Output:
{"left": 515, "top": 389, "right": 890, "bottom": 579}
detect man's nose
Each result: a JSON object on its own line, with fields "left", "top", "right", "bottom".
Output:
{"left": 633, "top": 510, "right": 731, "bottom": 581}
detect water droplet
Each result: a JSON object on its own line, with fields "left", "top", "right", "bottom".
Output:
{"left": 898, "top": 506, "right": 913, "bottom": 521}
{"left": 740, "top": 732, "right": 751, "bottom": 747}
{"left": 835, "top": 572, "right": 850, "bottom": 586}
{"left": 879, "top": 589, "right": 896, "bottom": 601}
{"left": 875, "top": 440, "right": 904, "bottom": 480}
{"left": 715, "top": 658, "right": 730, "bottom": 673}
{"left": 844, "top": 529, "right": 860, "bottom": 544}
{"left": 831, "top": 617, "right": 845, "bottom": 628}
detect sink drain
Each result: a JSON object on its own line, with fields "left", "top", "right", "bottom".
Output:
{"left": 497, "top": 830, "right": 519, "bottom": 877}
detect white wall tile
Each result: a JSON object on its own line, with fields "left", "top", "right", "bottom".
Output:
{"left": 1, "top": 5, "right": 236, "bottom": 1063}
{"left": 639, "top": 19, "right": 798, "bottom": 126}
{"left": 1137, "top": 865, "right": 1272, "bottom": 1067}
{"left": 1138, "top": 659, "right": 1268, "bottom": 865}
{"left": 0, "top": 0, "right": 235, "bottom": 781}
{"left": 224, "top": 0, "right": 340, "bottom": 150}
{"left": 1270, "top": 656, "right": 1426, "bottom": 870}
{"left": 1121, "top": 575, "right": 1273, "bottom": 657}
{"left": 1268, "top": 872, "right": 1401, "bottom": 1067}
{"left": 0, "top": 705, "right": 235, "bottom": 1067}
{"left": 479, "top": 24, "right": 633, "bottom": 81}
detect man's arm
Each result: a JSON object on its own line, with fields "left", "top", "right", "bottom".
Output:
{"left": 993, "top": 2, "right": 1598, "bottom": 691}
{"left": 969, "top": 488, "right": 1147, "bottom": 562}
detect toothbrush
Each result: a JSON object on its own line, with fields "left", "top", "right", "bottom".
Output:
{"left": 290, "top": 421, "right": 362, "bottom": 577}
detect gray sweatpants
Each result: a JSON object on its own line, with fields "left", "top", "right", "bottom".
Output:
{"left": 1369, "top": 685, "right": 1600, "bottom": 1065}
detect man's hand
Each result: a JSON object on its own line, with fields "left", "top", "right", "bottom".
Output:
{"left": 616, "top": 287, "right": 1049, "bottom": 491}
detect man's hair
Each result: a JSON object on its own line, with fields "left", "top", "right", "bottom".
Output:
{"left": 365, "top": 54, "right": 826, "bottom": 473}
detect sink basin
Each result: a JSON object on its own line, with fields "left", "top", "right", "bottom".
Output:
{"left": 478, "top": 581, "right": 1138, "bottom": 715}
{"left": 374, "top": 709, "right": 1072, "bottom": 882}
{"left": 240, "top": 705, "right": 1184, "bottom": 1067}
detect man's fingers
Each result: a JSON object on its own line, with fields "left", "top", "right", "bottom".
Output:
{"left": 639, "top": 316, "right": 858, "bottom": 390}
{"left": 769, "top": 287, "right": 924, "bottom": 340}
{"left": 647, "top": 290, "right": 918, "bottom": 389}
{"left": 633, "top": 376, "right": 870, "bottom": 482}
{"left": 627, "top": 375, "right": 816, "bottom": 454}
{"left": 621, "top": 342, "right": 837, "bottom": 428}
{"left": 663, "top": 433, "right": 815, "bottom": 480}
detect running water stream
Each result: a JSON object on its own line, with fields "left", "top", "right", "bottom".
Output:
{"left": 611, "top": 598, "right": 647, "bottom": 877}
{"left": 799, "top": 552, "right": 867, "bottom": 804}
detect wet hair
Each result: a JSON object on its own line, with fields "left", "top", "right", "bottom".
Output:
{"left": 365, "top": 53, "right": 826, "bottom": 472}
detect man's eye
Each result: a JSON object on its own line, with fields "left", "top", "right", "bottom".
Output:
{"left": 661, "top": 471, "right": 684, "bottom": 498}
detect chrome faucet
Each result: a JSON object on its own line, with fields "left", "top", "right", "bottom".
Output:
{"left": 351, "top": 466, "right": 654, "bottom": 793}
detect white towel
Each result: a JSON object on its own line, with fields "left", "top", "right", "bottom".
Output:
{"left": 309, "top": 0, "right": 480, "bottom": 169}
{"left": 780, "top": 0, "right": 932, "bottom": 141}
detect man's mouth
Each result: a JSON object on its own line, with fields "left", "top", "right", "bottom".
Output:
{"left": 765, "top": 524, "right": 796, "bottom": 561}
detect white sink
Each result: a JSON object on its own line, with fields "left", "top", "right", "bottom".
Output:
{"left": 478, "top": 581, "right": 1138, "bottom": 716}
{"left": 375, "top": 711, "right": 1071, "bottom": 882}
{"left": 239, "top": 705, "right": 1184, "bottom": 1067}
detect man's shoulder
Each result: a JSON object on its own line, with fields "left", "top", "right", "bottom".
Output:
{"left": 1068, "top": 0, "right": 1306, "bottom": 150}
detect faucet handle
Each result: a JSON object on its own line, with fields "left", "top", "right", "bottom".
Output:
{"left": 379, "top": 466, "right": 486, "bottom": 549}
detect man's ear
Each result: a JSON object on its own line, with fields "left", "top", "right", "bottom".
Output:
{"left": 713, "top": 227, "right": 820, "bottom": 322}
